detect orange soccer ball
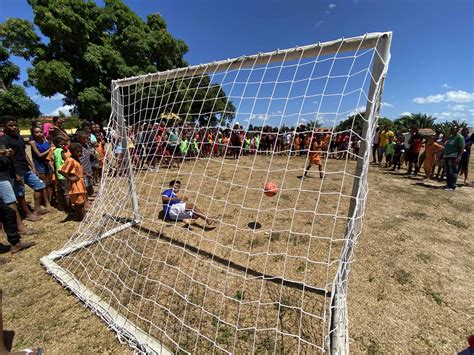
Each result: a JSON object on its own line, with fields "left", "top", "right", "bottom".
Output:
{"left": 264, "top": 182, "right": 278, "bottom": 197}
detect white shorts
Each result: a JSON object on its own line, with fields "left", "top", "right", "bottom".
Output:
{"left": 168, "top": 202, "right": 193, "bottom": 220}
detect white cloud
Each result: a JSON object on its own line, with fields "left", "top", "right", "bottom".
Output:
{"left": 413, "top": 90, "right": 474, "bottom": 105}
{"left": 381, "top": 102, "right": 394, "bottom": 108}
{"left": 441, "top": 83, "right": 452, "bottom": 89}
{"left": 413, "top": 94, "right": 445, "bottom": 104}
{"left": 469, "top": 109, "right": 474, "bottom": 114}
{"left": 349, "top": 105, "right": 366, "bottom": 116}
{"left": 34, "top": 93, "right": 65, "bottom": 101}
{"left": 449, "top": 104, "right": 467, "bottom": 112}
{"left": 434, "top": 111, "right": 466, "bottom": 119}
{"left": 328, "top": 3, "right": 336, "bottom": 9}
{"left": 316, "top": 20, "right": 324, "bottom": 27}
{"left": 48, "top": 105, "right": 74, "bottom": 116}
{"left": 445, "top": 90, "right": 474, "bottom": 103}
{"left": 249, "top": 113, "right": 268, "bottom": 121}
{"left": 399, "top": 112, "right": 412, "bottom": 117}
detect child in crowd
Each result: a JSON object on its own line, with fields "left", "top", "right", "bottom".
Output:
{"left": 304, "top": 134, "right": 325, "bottom": 179}
{"left": 391, "top": 136, "right": 405, "bottom": 171}
{"left": 423, "top": 135, "right": 444, "bottom": 179}
{"left": 75, "top": 130, "right": 94, "bottom": 197}
{"left": 29, "top": 126, "right": 53, "bottom": 210}
{"left": 52, "top": 137, "right": 71, "bottom": 212}
{"left": 1, "top": 116, "right": 47, "bottom": 219}
{"left": 59, "top": 143, "right": 88, "bottom": 221}
{"left": 384, "top": 135, "right": 395, "bottom": 168}
{"left": 91, "top": 123, "right": 106, "bottom": 185}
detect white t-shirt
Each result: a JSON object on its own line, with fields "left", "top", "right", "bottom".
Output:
{"left": 403, "top": 132, "right": 411, "bottom": 149}
{"left": 373, "top": 131, "right": 380, "bottom": 144}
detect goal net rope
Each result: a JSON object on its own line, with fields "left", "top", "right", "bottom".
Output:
{"left": 41, "top": 32, "right": 391, "bottom": 354}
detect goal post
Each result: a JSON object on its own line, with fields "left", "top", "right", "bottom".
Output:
{"left": 329, "top": 33, "right": 392, "bottom": 354}
{"left": 41, "top": 32, "right": 392, "bottom": 354}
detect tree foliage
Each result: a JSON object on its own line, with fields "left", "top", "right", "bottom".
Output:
{"left": 433, "top": 120, "right": 468, "bottom": 137}
{"left": 0, "top": 44, "right": 40, "bottom": 118}
{"left": 335, "top": 112, "right": 393, "bottom": 132}
{"left": 306, "top": 120, "right": 322, "bottom": 130}
{"left": 393, "top": 113, "right": 436, "bottom": 129}
{"left": 0, "top": 0, "right": 234, "bottom": 124}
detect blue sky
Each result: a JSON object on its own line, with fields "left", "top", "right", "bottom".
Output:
{"left": 1, "top": 0, "right": 473, "bottom": 126}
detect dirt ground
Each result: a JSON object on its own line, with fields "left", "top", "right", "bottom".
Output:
{"left": 0, "top": 154, "right": 472, "bottom": 353}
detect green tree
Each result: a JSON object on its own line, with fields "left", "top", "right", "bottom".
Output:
{"left": 335, "top": 112, "right": 393, "bottom": 132}
{"left": 0, "top": 44, "right": 40, "bottom": 118}
{"left": 306, "top": 120, "right": 322, "bottom": 130}
{"left": 433, "top": 120, "right": 468, "bottom": 137}
{"left": 394, "top": 113, "right": 436, "bottom": 129}
{"left": 0, "top": 0, "right": 234, "bottom": 124}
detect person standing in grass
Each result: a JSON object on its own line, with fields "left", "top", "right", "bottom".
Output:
{"left": 443, "top": 126, "right": 465, "bottom": 191}
{"left": 0, "top": 197, "right": 35, "bottom": 254}
{"left": 384, "top": 135, "right": 395, "bottom": 168}
{"left": 0, "top": 140, "right": 33, "bottom": 235}
{"left": 378, "top": 125, "right": 394, "bottom": 166}
{"left": 0, "top": 116, "right": 47, "bottom": 219}
{"left": 458, "top": 128, "right": 473, "bottom": 184}
{"left": 407, "top": 127, "right": 423, "bottom": 176}
{"left": 75, "top": 130, "right": 94, "bottom": 197}
{"left": 59, "top": 143, "right": 88, "bottom": 221}
{"left": 28, "top": 126, "right": 53, "bottom": 210}
{"left": 52, "top": 137, "right": 71, "bottom": 212}
{"left": 390, "top": 136, "right": 405, "bottom": 171}
{"left": 422, "top": 135, "right": 444, "bottom": 179}
{"left": 304, "top": 133, "right": 325, "bottom": 179}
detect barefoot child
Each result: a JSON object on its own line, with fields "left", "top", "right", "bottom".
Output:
{"left": 52, "top": 137, "right": 71, "bottom": 212}
{"left": 423, "top": 135, "right": 444, "bottom": 179}
{"left": 59, "top": 143, "right": 88, "bottom": 221}
{"left": 162, "top": 180, "right": 220, "bottom": 226}
{"left": 29, "top": 126, "right": 53, "bottom": 211}
{"left": 304, "top": 133, "right": 325, "bottom": 179}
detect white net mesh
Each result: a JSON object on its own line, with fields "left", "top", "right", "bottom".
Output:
{"left": 42, "top": 32, "right": 391, "bottom": 353}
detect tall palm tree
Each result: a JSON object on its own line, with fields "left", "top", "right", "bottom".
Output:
{"left": 395, "top": 112, "right": 436, "bottom": 129}
{"left": 306, "top": 120, "right": 322, "bottom": 130}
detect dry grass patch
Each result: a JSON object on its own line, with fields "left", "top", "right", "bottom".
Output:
{"left": 0, "top": 157, "right": 472, "bottom": 353}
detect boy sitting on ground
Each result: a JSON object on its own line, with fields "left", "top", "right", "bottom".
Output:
{"left": 161, "top": 180, "right": 220, "bottom": 226}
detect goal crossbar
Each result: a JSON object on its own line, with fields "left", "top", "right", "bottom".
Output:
{"left": 114, "top": 32, "right": 391, "bottom": 87}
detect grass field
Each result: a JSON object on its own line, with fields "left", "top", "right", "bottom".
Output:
{"left": 0, "top": 155, "right": 472, "bottom": 353}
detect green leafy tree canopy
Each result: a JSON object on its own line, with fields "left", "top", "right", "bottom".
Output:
{"left": 335, "top": 112, "right": 393, "bottom": 132}
{"left": 0, "top": 0, "right": 234, "bottom": 125}
{"left": 393, "top": 113, "right": 436, "bottom": 129}
{"left": 0, "top": 44, "right": 40, "bottom": 118}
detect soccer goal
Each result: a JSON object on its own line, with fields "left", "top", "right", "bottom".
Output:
{"left": 41, "top": 32, "right": 391, "bottom": 354}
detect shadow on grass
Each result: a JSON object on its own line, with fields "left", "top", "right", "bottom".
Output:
{"left": 136, "top": 223, "right": 330, "bottom": 297}
{"left": 413, "top": 182, "right": 445, "bottom": 189}
{"left": 104, "top": 214, "right": 330, "bottom": 297}
{"left": 382, "top": 171, "right": 426, "bottom": 180}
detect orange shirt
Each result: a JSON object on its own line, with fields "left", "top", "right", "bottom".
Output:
{"left": 97, "top": 143, "right": 105, "bottom": 168}
{"left": 294, "top": 137, "right": 301, "bottom": 149}
{"left": 60, "top": 157, "right": 87, "bottom": 195}
{"left": 309, "top": 141, "right": 323, "bottom": 165}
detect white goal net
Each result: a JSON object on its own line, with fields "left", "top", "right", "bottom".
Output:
{"left": 41, "top": 32, "right": 392, "bottom": 354}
